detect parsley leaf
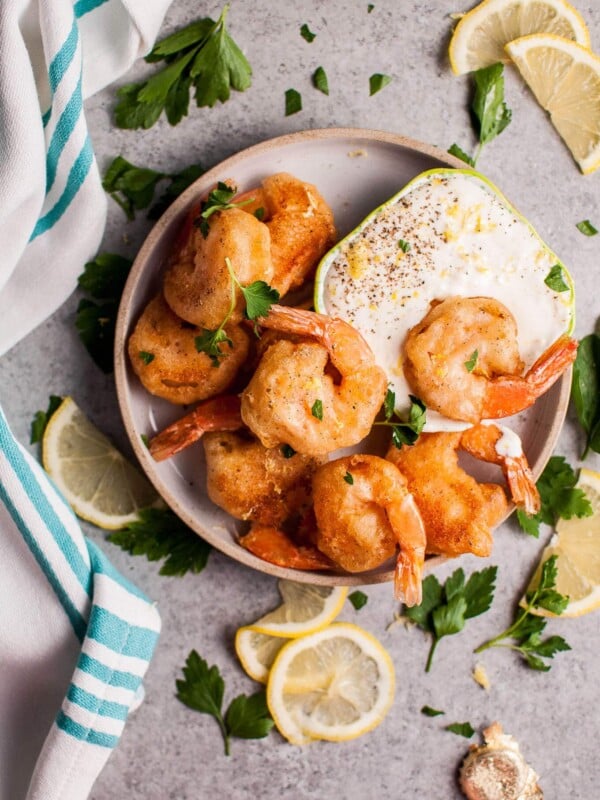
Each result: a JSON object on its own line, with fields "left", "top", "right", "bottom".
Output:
{"left": 516, "top": 455, "right": 592, "bottom": 536}
{"left": 285, "top": 88, "right": 302, "bottom": 116}
{"left": 281, "top": 444, "right": 296, "bottom": 459}
{"left": 108, "top": 507, "right": 211, "bottom": 576}
{"left": 376, "top": 393, "right": 427, "bottom": 448}
{"left": 313, "top": 66, "right": 329, "bottom": 95}
{"left": 195, "top": 327, "right": 234, "bottom": 367}
{"left": 398, "top": 239, "right": 411, "bottom": 253}
{"left": 30, "top": 395, "right": 62, "bottom": 444}
{"left": 197, "top": 182, "right": 255, "bottom": 232}
{"left": 176, "top": 651, "right": 273, "bottom": 754}
{"left": 576, "top": 219, "right": 598, "bottom": 236}
{"left": 138, "top": 351, "right": 155, "bottom": 365}
{"left": 300, "top": 23, "right": 316, "bottom": 42}
{"left": 343, "top": 471, "right": 354, "bottom": 485}
{"left": 404, "top": 566, "right": 497, "bottom": 672}
{"left": 572, "top": 333, "right": 600, "bottom": 459}
{"left": 242, "top": 281, "right": 280, "bottom": 320}
{"left": 421, "top": 705, "right": 444, "bottom": 717}
{"left": 369, "top": 73, "right": 392, "bottom": 96}
{"left": 349, "top": 590, "right": 368, "bottom": 610}
{"left": 311, "top": 399, "right": 324, "bottom": 420}
{"left": 471, "top": 63, "right": 512, "bottom": 146}
{"left": 448, "top": 143, "right": 475, "bottom": 167}
{"left": 445, "top": 722, "right": 475, "bottom": 738}
{"left": 475, "top": 556, "right": 571, "bottom": 670}
{"left": 76, "top": 253, "right": 132, "bottom": 373}
{"left": 114, "top": 6, "right": 251, "bottom": 130}
{"left": 102, "top": 156, "right": 165, "bottom": 220}
{"left": 544, "top": 264, "right": 570, "bottom": 293}
{"left": 464, "top": 350, "right": 478, "bottom": 372}
{"left": 383, "top": 388, "right": 396, "bottom": 421}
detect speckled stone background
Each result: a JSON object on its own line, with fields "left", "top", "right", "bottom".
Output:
{"left": 2, "top": 1, "right": 600, "bottom": 798}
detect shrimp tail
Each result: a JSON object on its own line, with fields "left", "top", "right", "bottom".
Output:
{"left": 239, "top": 524, "right": 333, "bottom": 571}
{"left": 389, "top": 493, "right": 426, "bottom": 607}
{"left": 149, "top": 395, "right": 243, "bottom": 462}
{"left": 504, "top": 456, "right": 541, "bottom": 516}
{"left": 482, "top": 335, "right": 577, "bottom": 418}
{"left": 256, "top": 304, "right": 334, "bottom": 350}
{"left": 394, "top": 547, "right": 425, "bottom": 606}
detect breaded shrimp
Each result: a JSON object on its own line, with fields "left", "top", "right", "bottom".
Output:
{"left": 203, "top": 431, "right": 324, "bottom": 526}
{"left": 403, "top": 296, "right": 577, "bottom": 423}
{"left": 312, "top": 454, "right": 426, "bottom": 605}
{"left": 386, "top": 424, "right": 539, "bottom": 558}
{"left": 240, "top": 305, "right": 388, "bottom": 455}
{"left": 128, "top": 295, "right": 250, "bottom": 406}
{"left": 163, "top": 206, "right": 274, "bottom": 329}
{"left": 236, "top": 172, "right": 337, "bottom": 296}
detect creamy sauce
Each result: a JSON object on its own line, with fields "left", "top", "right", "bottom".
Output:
{"left": 483, "top": 421, "right": 523, "bottom": 458}
{"left": 320, "top": 172, "right": 573, "bottom": 432}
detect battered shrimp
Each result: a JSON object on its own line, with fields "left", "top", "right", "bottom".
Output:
{"left": 240, "top": 305, "right": 388, "bottom": 455}
{"left": 386, "top": 423, "right": 539, "bottom": 558}
{"left": 148, "top": 395, "right": 243, "bottom": 461}
{"left": 128, "top": 295, "right": 251, "bottom": 406}
{"left": 236, "top": 172, "right": 337, "bottom": 296}
{"left": 163, "top": 206, "right": 274, "bottom": 329}
{"left": 312, "top": 455, "right": 426, "bottom": 605}
{"left": 203, "top": 431, "right": 324, "bottom": 526}
{"left": 403, "top": 296, "right": 577, "bottom": 423}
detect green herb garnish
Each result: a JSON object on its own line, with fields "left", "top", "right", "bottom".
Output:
{"left": 285, "top": 88, "right": 302, "bottom": 116}
{"left": 196, "top": 181, "right": 255, "bottom": 236}
{"left": 404, "top": 566, "right": 497, "bottom": 672}
{"left": 349, "top": 590, "right": 368, "bottom": 610}
{"left": 448, "top": 143, "right": 475, "bottom": 167}
{"left": 544, "top": 264, "right": 570, "bottom": 293}
{"left": 312, "top": 66, "right": 329, "bottom": 95}
{"left": 254, "top": 207, "right": 265, "bottom": 221}
{"left": 311, "top": 399, "right": 324, "bottom": 420}
{"left": 398, "top": 239, "right": 411, "bottom": 253}
{"left": 369, "top": 73, "right": 392, "bottom": 96}
{"left": 108, "top": 507, "right": 211, "bottom": 576}
{"left": 572, "top": 333, "right": 600, "bottom": 458}
{"left": 139, "top": 351, "right": 155, "bottom": 365}
{"left": 367, "top": 3, "right": 375, "bottom": 11}
{"left": 375, "top": 389, "right": 426, "bottom": 448}
{"left": 76, "top": 253, "right": 133, "bottom": 373}
{"left": 281, "top": 444, "right": 296, "bottom": 459}
{"left": 343, "top": 471, "right": 354, "bottom": 485}
{"left": 445, "top": 722, "right": 476, "bottom": 738}
{"left": 30, "top": 395, "right": 63, "bottom": 444}
{"left": 576, "top": 219, "right": 598, "bottom": 236}
{"left": 516, "top": 455, "right": 592, "bottom": 537}
{"left": 464, "top": 350, "right": 478, "bottom": 373}
{"left": 421, "top": 705, "right": 445, "bottom": 717}
{"left": 176, "top": 651, "right": 274, "bottom": 755}
{"left": 114, "top": 5, "right": 252, "bottom": 130}
{"left": 475, "top": 556, "right": 571, "bottom": 671}
{"left": 300, "top": 23, "right": 316, "bottom": 42}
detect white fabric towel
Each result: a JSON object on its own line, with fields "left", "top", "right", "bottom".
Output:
{"left": 0, "top": 0, "right": 173, "bottom": 798}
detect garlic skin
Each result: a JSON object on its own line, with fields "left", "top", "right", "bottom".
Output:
{"left": 459, "top": 722, "right": 543, "bottom": 800}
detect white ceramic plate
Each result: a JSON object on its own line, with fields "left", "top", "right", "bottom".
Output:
{"left": 114, "top": 128, "right": 570, "bottom": 588}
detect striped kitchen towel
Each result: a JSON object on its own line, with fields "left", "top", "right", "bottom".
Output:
{"left": 0, "top": 0, "right": 171, "bottom": 356}
{"left": 0, "top": 0, "right": 172, "bottom": 797}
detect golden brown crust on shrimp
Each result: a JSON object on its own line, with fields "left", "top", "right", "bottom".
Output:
{"left": 127, "top": 293, "right": 250, "bottom": 405}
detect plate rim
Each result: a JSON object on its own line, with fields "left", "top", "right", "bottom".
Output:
{"left": 114, "top": 126, "right": 571, "bottom": 588}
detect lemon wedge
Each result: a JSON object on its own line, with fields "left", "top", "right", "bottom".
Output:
{"left": 42, "top": 396, "right": 159, "bottom": 529}
{"left": 505, "top": 33, "right": 600, "bottom": 174}
{"left": 235, "top": 626, "right": 287, "bottom": 684}
{"left": 524, "top": 468, "right": 600, "bottom": 617}
{"left": 449, "top": 0, "right": 590, "bottom": 75}
{"left": 249, "top": 581, "right": 348, "bottom": 638}
{"left": 267, "top": 622, "right": 395, "bottom": 744}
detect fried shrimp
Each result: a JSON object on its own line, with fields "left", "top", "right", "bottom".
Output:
{"left": 203, "top": 431, "right": 324, "bottom": 526}
{"left": 236, "top": 172, "right": 337, "bottom": 296}
{"left": 148, "top": 395, "right": 243, "bottom": 461}
{"left": 163, "top": 206, "right": 274, "bottom": 329}
{"left": 128, "top": 295, "right": 251, "bottom": 406}
{"left": 240, "top": 305, "right": 388, "bottom": 455}
{"left": 403, "top": 296, "right": 577, "bottom": 423}
{"left": 386, "top": 423, "right": 539, "bottom": 558}
{"left": 312, "top": 454, "right": 426, "bottom": 605}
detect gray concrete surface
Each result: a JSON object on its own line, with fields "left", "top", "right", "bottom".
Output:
{"left": 2, "top": 1, "right": 600, "bottom": 797}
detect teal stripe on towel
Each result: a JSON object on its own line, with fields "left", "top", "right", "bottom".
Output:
{"left": 87, "top": 606, "right": 159, "bottom": 661}
{"left": 45, "top": 74, "right": 83, "bottom": 194}
{"left": 56, "top": 711, "right": 119, "bottom": 748}
{"left": 74, "top": 0, "right": 110, "bottom": 18}
{"left": 87, "top": 539, "right": 152, "bottom": 603}
{"left": 30, "top": 135, "right": 94, "bottom": 240}
{"left": 78, "top": 653, "right": 141, "bottom": 691}
{"left": 48, "top": 18, "right": 78, "bottom": 93}
{"left": 67, "top": 684, "right": 129, "bottom": 720}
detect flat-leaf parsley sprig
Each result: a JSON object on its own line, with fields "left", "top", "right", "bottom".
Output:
{"left": 115, "top": 4, "right": 252, "bottom": 130}
{"left": 176, "top": 650, "right": 274, "bottom": 755}
{"left": 374, "top": 388, "right": 426, "bottom": 448}
{"left": 475, "top": 556, "right": 571, "bottom": 671}
{"left": 194, "top": 257, "right": 279, "bottom": 366}
{"left": 195, "top": 182, "right": 257, "bottom": 238}
{"left": 571, "top": 332, "right": 600, "bottom": 459}
{"left": 403, "top": 566, "right": 497, "bottom": 672}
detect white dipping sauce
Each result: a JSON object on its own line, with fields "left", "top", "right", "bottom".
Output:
{"left": 319, "top": 171, "right": 574, "bottom": 431}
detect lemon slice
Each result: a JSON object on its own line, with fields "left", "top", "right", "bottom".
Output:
{"left": 249, "top": 581, "right": 348, "bottom": 638}
{"left": 505, "top": 34, "right": 600, "bottom": 174}
{"left": 42, "top": 396, "right": 159, "bottom": 529}
{"left": 235, "top": 626, "right": 287, "bottom": 684}
{"left": 267, "top": 622, "right": 395, "bottom": 744}
{"left": 524, "top": 468, "right": 600, "bottom": 617}
{"left": 449, "top": 0, "right": 590, "bottom": 75}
